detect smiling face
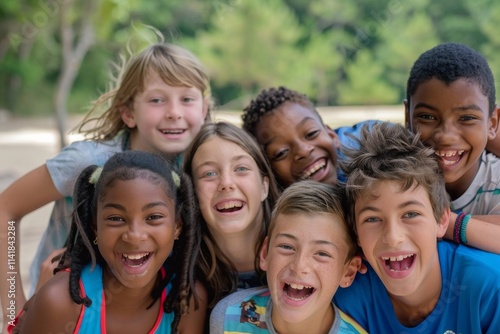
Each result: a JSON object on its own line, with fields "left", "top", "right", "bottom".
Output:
{"left": 191, "top": 136, "right": 269, "bottom": 239}
{"left": 260, "top": 213, "right": 358, "bottom": 330}
{"left": 354, "top": 180, "right": 448, "bottom": 305}
{"left": 406, "top": 77, "right": 498, "bottom": 198}
{"left": 96, "top": 176, "right": 180, "bottom": 290}
{"left": 254, "top": 102, "right": 340, "bottom": 187}
{"left": 121, "top": 74, "right": 208, "bottom": 155}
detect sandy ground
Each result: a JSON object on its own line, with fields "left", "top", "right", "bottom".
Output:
{"left": 0, "top": 105, "right": 404, "bottom": 327}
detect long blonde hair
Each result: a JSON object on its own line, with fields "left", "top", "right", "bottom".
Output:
{"left": 77, "top": 43, "right": 212, "bottom": 140}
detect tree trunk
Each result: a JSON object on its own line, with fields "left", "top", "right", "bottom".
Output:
{"left": 54, "top": 0, "right": 97, "bottom": 149}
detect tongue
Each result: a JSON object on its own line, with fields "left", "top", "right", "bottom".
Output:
{"left": 218, "top": 207, "right": 241, "bottom": 213}
{"left": 440, "top": 155, "right": 460, "bottom": 163}
{"left": 388, "top": 256, "right": 413, "bottom": 271}
{"left": 286, "top": 286, "right": 312, "bottom": 299}
{"left": 124, "top": 256, "right": 145, "bottom": 266}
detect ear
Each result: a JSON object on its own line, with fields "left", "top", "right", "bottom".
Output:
{"left": 259, "top": 236, "right": 270, "bottom": 271}
{"left": 202, "top": 96, "right": 210, "bottom": 121}
{"left": 326, "top": 125, "right": 340, "bottom": 148}
{"left": 404, "top": 99, "right": 411, "bottom": 130}
{"left": 339, "top": 255, "right": 362, "bottom": 288}
{"left": 174, "top": 217, "right": 182, "bottom": 240}
{"left": 437, "top": 207, "right": 450, "bottom": 239}
{"left": 260, "top": 176, "right": 270, "bottom": 202}
{"left": 488, "top": 105, "right": 499, "bottom": 140}
{"left": 120, "top": 105, "right": 137, "bottom": 129}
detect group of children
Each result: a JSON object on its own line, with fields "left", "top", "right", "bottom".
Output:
{"left": 1, "top": 38, "right": 500, "bottom": 333}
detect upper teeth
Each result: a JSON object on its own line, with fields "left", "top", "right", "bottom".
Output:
{"left": 216, "top": 201, "right": 243, "bottom": 210}
{"left": 301, "top": 160, "right": 326, "bottom": 179}
{"left": 288, "top": 283, "right": 312, "bottom": 290}
{"left": 123, "top": 253, "right": 148, "bottom": 260}
{"left": 435, "top": 150, "right": 464, "bottom": 157}
{"left": 381, "top": 254, "right": 413, "bottom": 261}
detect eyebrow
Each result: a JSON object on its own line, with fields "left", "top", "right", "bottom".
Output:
{"left": 357, "top": 199, "right": 426, "bottom": 215}
{"left": 413, "top": 102, "right": 484, "bottom": 113}
{"left": 195, "top": 155, "right": 252, "bottom": 171}
{"left": 103, "top": 202, "right": 169, "bottom": 211}
{"left": 275, "top": 232, "right": 338, "bottom": 249}
{"left": 262, "top": 116, "right": 318, "bottom": 147}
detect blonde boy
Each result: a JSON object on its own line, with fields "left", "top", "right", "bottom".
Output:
{"left": 210, "top": 181, "right": 366, "bottom": 334}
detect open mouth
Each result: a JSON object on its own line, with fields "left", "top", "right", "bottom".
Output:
{"left": 284, "top": 282, "right": 315, "bottom": 301}
{"left": 435, "top": 150, "right": 465, "bottom": 166}
{"left": 381, "top": 254, "right": 415, "bottom": 271}
{"left": 300, "top": 159, "right": 326, "bottom": 180}
{"left": 121, "top": 252, "right": 152, "bottom": 267}
{"left": 215, "top": 200, "right": 244, "bottom": 213}
{"left": 160, "top": 129, "right": 185, "bottom": 135}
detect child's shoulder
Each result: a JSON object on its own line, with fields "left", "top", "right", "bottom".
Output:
{"left": 214, "top": 286, "right": 271, "bottom": 311}
{"left": 439, "top": 240, "right": 500, "bottom": 278}
{"left": 483, "top": 151, "right": 500, "bottom": 179}
{"left": 210, "top": 286, "right": 271, "bottom": 333}
{"left": 19, "top": 270, "right": 81, "bottom": 333}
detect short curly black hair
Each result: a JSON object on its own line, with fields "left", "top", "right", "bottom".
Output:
{"left": 241, "top": 86, "right": 320, "bottom": 137}
{"left": 406, "top": 42, "right": 496, "bottom": 115}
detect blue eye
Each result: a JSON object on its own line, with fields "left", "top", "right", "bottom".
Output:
{"left": 403, "top": 211, "right": 419, "bottom": 219}
{"left": 202, "top": 171, "right": 217, "bottom": 178}
{"left": 278, "top": 244, "right": 294, "bottom": 251}
{"left": 235, "top": 166, "right": 249, "bottom": 172}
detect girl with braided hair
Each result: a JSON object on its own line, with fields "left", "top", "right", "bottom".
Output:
{"left": 16, "top": 150, "right": 206, "bottom": 333}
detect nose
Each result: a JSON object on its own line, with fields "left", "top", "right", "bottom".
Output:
{"left": 164, "top": 100, "right": 182, "bottom": 120}
{"left": 382, "top": 220, "right": 405, "bottom": 247}
{"left": 293, "top": 141, "right": 314, "bottom": 161}
{"left": 217, "top": 172, "right": 235, "bottom": 192}
{"left": 122, "top": 220, "right": 148, "bottom": 243}
{"left": 289, "top": 251, "right": 310, "bottom": 275}
{"left": 432, "top": 120, "right": 459, "bottom": 144}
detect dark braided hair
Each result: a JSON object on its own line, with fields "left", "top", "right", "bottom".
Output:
{"left": 407, "top": 42, "right": 496, "bottom": 115}
{"left": 241, "top": 86, "right": 321, "bottom": 138}
{"left": 59, "top": 150, "right": 200, "bottom": 333}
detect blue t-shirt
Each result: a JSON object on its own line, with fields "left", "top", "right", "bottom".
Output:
{"left": 333, "top": 240, "right": 500, "bottom": 333}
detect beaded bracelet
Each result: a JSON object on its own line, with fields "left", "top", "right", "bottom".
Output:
{"left": 460, "top": 214, "right": 471, "bottom": 245}
{"left": 453, "top": 212, "right": 466, "bottom": 244}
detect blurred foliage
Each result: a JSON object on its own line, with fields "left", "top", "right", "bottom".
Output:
{"left": 1, "top": 0, "right": 500, "bottom": 115}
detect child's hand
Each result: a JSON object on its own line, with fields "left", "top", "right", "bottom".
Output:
{"left": 35, "top": 248, "right": 66, "bottom": 293}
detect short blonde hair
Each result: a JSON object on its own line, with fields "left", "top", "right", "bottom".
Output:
{"left": 268, "top": 180, "right": 358, "bottom": 263}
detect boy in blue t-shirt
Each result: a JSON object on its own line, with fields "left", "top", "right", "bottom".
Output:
{"left": 211, "top": 181, "right": 366, "bottom": 334}
{"left": 333, "top": 122, "right": 500, "bottom": 333}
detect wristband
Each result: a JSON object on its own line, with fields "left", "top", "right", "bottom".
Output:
{"left": 453, "top": 212, "right": 465, "bottom": 243}
{"left": 459, "top": 214, "right": 471, "bottom": 245}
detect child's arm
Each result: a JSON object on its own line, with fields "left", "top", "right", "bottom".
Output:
{"left": 177, "top": 281, "right": 208, "bottom": 334}
{"left": 445, "top": 212, "right": 500, "bottom": 253}
{"left": 17, "top": 271, "right": 81, "bottom": 333}
{"left": 0, "top": 165, "right": 63, "bottom": 332}
{"left": 34, "top": 247, "right": 66, "bottom": 293}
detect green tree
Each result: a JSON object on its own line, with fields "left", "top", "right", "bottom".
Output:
{"left": 190, "top": 0, "right": 308, "bottom": 106}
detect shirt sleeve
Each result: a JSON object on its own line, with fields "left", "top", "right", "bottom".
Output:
{"left": 46, "top": 139, "right": 121, "bottom": 196}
